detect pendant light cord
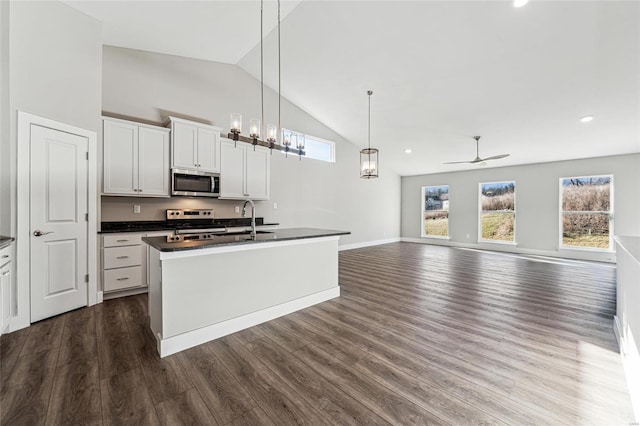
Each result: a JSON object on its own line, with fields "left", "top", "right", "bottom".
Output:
{"left": 260, "top": 0, "right": 264, "bottom": 140}
{"left": 368, "top": 91, "right": 371, "bottom": 150}
{"left": 278, "top": 0, "right": 281, "bottom": 145}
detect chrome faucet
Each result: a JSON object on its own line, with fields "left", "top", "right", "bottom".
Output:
{"left": 242, "top": 199, "right": 256, "bottom": 238}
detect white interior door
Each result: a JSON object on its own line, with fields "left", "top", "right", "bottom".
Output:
{"left": 30, "top": 125, "right": 88, "bottom": 322}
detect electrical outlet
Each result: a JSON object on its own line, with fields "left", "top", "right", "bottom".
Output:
{"left": 133, "top": 205, "right": 141, "bottom": 214}
{"left": 273, "top": 202, "right": 278, "bottom": 209}
{"left": 466, "top": 233, "right": 470, "bottom": 239}
{"left": 235, "top": 206, "right": 240, "bottom": 213}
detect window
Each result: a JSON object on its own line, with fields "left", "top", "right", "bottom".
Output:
{"left": 281, "top": 128, "right": 335, "bottom": 163}
{"left": 422, "top": 185, "right": 449, "bottom": 238}
{"left": 560, "top": 176, "right": 612, "bottom": 250}
{"left": 480, "top": 181, "right": 515, "bottom": 243}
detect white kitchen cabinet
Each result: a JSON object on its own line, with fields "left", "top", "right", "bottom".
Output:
{"left": 101, "top": 231, "right": 175, "bottom": 296}
{"left": 166, "top": 117, "right": 221, "bottom": 173}
{"left": 102, "top": 233, "right": 146, "bottom": 293}
{"left": 103, "top": 117, "right": 170, "bottom": 197}
{"left": 0, "top": 245, "right": 13, "bottom": 335}
{"left": 219, "top": 139, "right": 270, "bottom": 200}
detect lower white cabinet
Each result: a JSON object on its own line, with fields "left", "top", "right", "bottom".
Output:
{"left": 0, "top": 245, "right": 13, "bottom": 335}
{"left": 101, "top": 231, "right": 173, "bottom": 295}
{"left": 102, "top": 233, "right": 146, "bottom": 293}
{"left": 219, "top": 139, "right": 270, "bottom": 200}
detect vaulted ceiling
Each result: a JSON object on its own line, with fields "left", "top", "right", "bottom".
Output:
{"left": 66, "top": 0, "right": 640, "bottom": 176}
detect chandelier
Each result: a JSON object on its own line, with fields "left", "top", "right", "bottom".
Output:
{"left": 228, "top": 0, "right": 305, "bottom": 159}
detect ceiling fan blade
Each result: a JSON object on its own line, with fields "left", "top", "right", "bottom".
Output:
{"left": 443, "top": 160, "right": 475, "bottom": 164}
{"left": 481, "top": 154, "right": 510, "bottom": 161}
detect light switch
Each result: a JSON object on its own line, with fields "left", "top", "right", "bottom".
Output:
{"left": 273, "top": 202, "right": 278, "bottom": 209}
{"left": 133, "top": 205, "right": 141, "bottom": 214}
{"left": 235, "top": 206, "right": 240, "bottom": 213}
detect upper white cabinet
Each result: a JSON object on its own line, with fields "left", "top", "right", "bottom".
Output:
{"left": 219, "top": 139, "right": 270, "bottom": 200}
{"left": 103, "top": 117, "right": 170, "bottom": 197}
{"left": 166, "top": 117, "right": 221, "bottom": 173}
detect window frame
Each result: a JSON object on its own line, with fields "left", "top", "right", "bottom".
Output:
{"left": 421, "top": 184, "right": 450, "bottom": 239}
{"left": 478, "top": 180, "right": 517, "bottom": 245}
{"left": 558, "top": 174, "right": 614, "bottom": 252}
{"left": 280, "top": 128, "right": 336, "bottom": 163}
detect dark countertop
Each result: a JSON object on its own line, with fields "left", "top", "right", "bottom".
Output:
{"left": 143, "top": 228, "right": 350, "bottom": 252}
{"left": 0, "top": 236, "right": 15, "bottom": 250}
{"left": 100, "top": 218, "right": 278, "bottom": 234}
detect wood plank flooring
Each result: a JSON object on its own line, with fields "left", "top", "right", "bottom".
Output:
{"left": 0, "top": 242, "right": 635, "bottom": 425}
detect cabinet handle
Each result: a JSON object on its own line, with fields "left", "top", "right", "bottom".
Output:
{"left": 116, "top": 277, "right": 129, "bottom": 281}
{"left": 116, "top": 256, "right": 129, "bottom": 259}
{"left": 1, "top": 255, "right": 8, "bottom": 259}
{"left": 1, "top": 271, "right": 8, "bottom": 276}
{"left": 116, "top": 239, "right": 128, "bottom": 242}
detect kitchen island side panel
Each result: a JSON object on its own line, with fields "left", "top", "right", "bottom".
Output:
{"left": 160, "top": 238, "right": 338, "bottom": 339}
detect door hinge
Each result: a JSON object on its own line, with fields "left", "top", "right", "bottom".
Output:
{"left": 86, "top": 152, "right": 89, "bottom": 160}
{"left": 84, "top": 274, "right": 89, "bottom": 283}
{"left": 85, "top": 213, "right": 89, "bottom": 221}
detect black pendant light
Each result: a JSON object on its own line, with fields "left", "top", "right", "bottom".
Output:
{"left": 360, "top": 90, "right": 379, "bottom": 179}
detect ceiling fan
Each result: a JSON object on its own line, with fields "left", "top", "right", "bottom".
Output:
{"left": 444, "top": 136, "right": 510, "bottom": 165}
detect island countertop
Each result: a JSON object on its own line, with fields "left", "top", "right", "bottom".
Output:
{"left": 142, "top": 227, "right": 350, "bottom": 252}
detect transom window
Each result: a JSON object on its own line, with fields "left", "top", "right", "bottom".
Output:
{"left": 422, "top": 185, "right": 449, "bottom": 238}
{"left": 479, "top": 181, "right": 516, "bottom": 243}
{"left": 281, "top": 128, "right": 335, "bottom": 163}
{"left": 560, "top": 176, "right": 612, "bottom": 250}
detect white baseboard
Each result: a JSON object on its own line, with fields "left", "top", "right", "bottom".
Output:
{"left": 615, "top": 315, "right": 640, "bottom": 422}
{"left": 614, "top": 315, "right": 623, "bottom": 347}
{"left": 155, "top": 286, "right": 340, "bottom": 358}
{"left": 401, "top": 237, "right": 616, "bottom": 263}
{"left": 102, "top": 286, "right": 147, "bottom": 300}
{"left": 339, "top": 237, "right": 401, "bottom": 251}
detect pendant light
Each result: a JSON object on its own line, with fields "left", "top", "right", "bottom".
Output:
{"left": 228, "top": 0, "right": 304, "bottom": 159}
{"left": 360, "top": 90, "right": 379, "bottom": 179}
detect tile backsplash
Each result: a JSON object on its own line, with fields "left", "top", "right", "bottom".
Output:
{"left": 101, "top": 196, "right": 267, "bottom": 222}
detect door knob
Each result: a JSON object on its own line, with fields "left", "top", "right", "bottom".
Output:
{"left": 33, "top": 230, "right": 54, "bottom": 237}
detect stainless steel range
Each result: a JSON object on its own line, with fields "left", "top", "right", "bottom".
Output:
{"left": 165, "top": 209, "right": 225, "bottom": 242}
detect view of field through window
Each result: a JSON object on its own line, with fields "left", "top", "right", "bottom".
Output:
{"left": 481, "top": 182, "right": 515, "bottom": 242}
{"left": 561, "top": 176, "right": 611, "bottom": 249}
{"left": 423, "top": 185, "right": 449, "bottom": 237}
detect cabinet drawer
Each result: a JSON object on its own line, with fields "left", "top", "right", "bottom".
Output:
{"left": 104, "top": 266, "right": 144, "bottom": 292}
{"left": 0, "top": 246, "right": 11, "bottom": 268}
{"left": 104, "top": 246, "right": 142, "bottom": 269}
{"left": 103, "top": 234, "right": 142, "bottom": 248}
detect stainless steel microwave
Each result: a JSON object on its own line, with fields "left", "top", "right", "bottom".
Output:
{"left": 171, "top": 169, "right": 220, "bottom": 198}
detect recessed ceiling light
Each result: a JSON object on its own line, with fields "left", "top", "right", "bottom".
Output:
{"left": 404, "top": 149, "right": 412, "bottom": 154}
{"left": 513, "top": 0, "right": 529, "bottom": 7}
{"left": 580, "top": 115, "right": 594, "bottom": 123}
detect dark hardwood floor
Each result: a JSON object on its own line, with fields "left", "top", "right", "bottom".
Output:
{"left": 1, "top": 242, "right": 635, "bottom": 425}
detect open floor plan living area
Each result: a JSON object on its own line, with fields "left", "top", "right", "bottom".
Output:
{"left": 1, "top": 0, "right": 639, "bottom": 424}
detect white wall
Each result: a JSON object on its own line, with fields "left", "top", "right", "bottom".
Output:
{"left": 102, "top": 46, "right": 401, "bottom": 247}
{"left": 402, "top": 154, "right": 640, "bottom": 262}
{"left": 0, "top": 0, "right": 10, "bottom": 236}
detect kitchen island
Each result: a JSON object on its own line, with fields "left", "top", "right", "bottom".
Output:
{"left": 143, "top": 228, "right": 349, "bottom": 357}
